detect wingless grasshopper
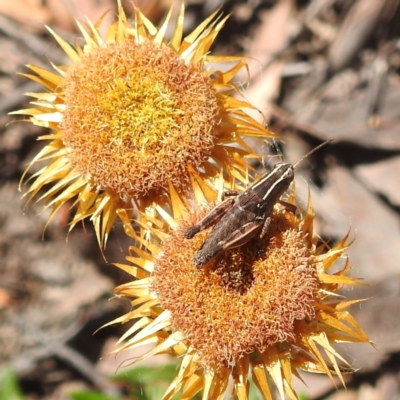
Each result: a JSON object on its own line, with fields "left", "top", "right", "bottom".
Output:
{"left": 185, "top": 139, "right": 333, "bottom": 267}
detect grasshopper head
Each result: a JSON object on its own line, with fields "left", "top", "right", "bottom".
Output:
{"left": 273, "top": 163, "right": 294, "bottom": 182}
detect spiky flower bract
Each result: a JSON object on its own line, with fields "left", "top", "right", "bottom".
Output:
{"left": 13, "top": 2, "right": 272, "bottom": 247}
{"left": 108, "top": 186, "right": 370, "bottom": 400}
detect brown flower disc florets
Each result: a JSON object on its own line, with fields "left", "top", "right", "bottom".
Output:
{"left": 153, "top": 205, "right": 320, "bottom": 368}
{"left": 61, "top": 39, "right": 220, "bottom": 196}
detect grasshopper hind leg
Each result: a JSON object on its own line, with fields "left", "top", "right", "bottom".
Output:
{"left": 184, "top": 197, "right": 236, "bottom": 239}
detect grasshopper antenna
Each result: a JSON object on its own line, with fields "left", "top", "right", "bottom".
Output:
{"left": 293, "top": 138, "right": 334, "bottom": 169}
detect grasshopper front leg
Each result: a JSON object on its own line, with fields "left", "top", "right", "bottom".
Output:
{"left": 185, "top": 196, "right": 237, "bottom": 239}
{"left": 277, "top": 199, "right": 297, "bottom": 213}
{"left": 260, "top": 216, "right": 271, "bottom": 239}
{"left": 259, "top": 201, "right": 296, "bottom": 239}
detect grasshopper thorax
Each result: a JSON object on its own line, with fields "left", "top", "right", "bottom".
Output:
{"left": 252, "top": 163, "right": 294, "bottom": 201}
{"left": 272, "top": 163, "right": 294, "bottom": 181}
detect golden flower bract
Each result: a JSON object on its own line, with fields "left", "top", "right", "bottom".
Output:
{"left": 108, "top": 189, "right": 370, "bottom": 400}
{"left": 14, "top": 2, "right": 272, "bottom": 247}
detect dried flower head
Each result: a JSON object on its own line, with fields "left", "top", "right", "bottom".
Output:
{"left": 108, "top": 189, "right": 370, "bottom": 400}
{"left": 13, "top": 2, "right": 271, "bottom": 247}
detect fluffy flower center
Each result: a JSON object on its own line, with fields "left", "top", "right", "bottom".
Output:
{"left": 62, "top": 39, "right": 220, "bottom": 196}
{"left": 153, "top": 207, "right": 319, "bottom": 368}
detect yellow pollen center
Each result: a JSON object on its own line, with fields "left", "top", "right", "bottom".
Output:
{"left": 61, "top": 39, "right": 220, "bottom": 196}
